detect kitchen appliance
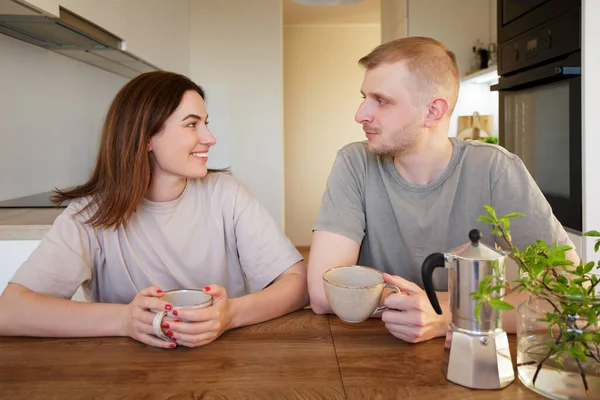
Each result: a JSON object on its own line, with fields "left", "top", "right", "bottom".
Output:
{"left": 0, "top": 0, "right": 158, "bottom": 78}
{"left": 421, "top": 229, "right": 514, "bottom": 390}
{"left": 493, "top": 0, "right": 581, "bottom": 232}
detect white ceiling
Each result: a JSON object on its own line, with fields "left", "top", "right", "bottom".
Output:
{"left": 283, "top": 0, "right": 381, "bottom": 25}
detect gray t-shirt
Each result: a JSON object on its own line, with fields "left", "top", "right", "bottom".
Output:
{"left": 11, "top": 173, "right": 303, "bottom": 303}
{"left": 314, "top": 138, "right": 573, "bottom": 291}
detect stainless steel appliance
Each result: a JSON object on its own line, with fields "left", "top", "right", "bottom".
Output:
{"left": 421, "top": 229, "right": 514, "bottom": 390}
{"left": 494, "top": 0, "right": 582, "bottom": 232}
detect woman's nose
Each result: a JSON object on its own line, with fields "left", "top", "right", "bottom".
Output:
{"left": 199, "top": 126, "right": 217, "bottom": 146}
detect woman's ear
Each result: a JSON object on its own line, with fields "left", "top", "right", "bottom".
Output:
{"left": 146, "top": 142, "right": 152, "bottom": 152}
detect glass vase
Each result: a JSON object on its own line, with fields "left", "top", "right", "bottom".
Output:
{"left": 517, "top": 295, "right": 600, "bottom": 399}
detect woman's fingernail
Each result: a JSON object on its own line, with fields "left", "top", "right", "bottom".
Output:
{"left": 176, "top": 319, "right": 182, "bottom": 322}
{"left": 166, "top": 330, "right": 173, "bottom": 337}
{"left": 172, "top": 310, "right": 178, "bottom": 316}
{"left": 169, "top": 343, "right": 176, "bottom": 348}
{"left": 161, "top": 322, "right": 169, "bottom": 329}
{"left": 165, "top": 304, "right": 172, "bottom": 311}
{"left": 157, "top": 289, "right": 163, "bottom": 294}
{"left": 204, "top": 286, "right": 210, "bottom": 292}
{"left": 171, "top": 337, "right": 177, "bottom": 342}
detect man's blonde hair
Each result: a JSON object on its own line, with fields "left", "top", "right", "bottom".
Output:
{"left": 359, "top": 36, "right": 460, "bottom": 116}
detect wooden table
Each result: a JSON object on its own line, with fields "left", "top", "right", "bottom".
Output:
{"left": 0, "top": 310, "right": 542, "bottom": 399}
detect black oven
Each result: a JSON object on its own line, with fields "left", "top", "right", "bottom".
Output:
{"left": 493, "top": 1, "right": 582, "bottom": 232}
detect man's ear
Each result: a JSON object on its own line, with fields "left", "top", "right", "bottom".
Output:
{"left": 424, "top": 98, "right": 449, "bottom": 128}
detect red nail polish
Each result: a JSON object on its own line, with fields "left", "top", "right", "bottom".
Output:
{"left": 166, "top": 330, "right": 173, "bottom": 337}
{"left": 176, "top": 319, "right": 182, "bottom": 322}
{"left": 172, "top": 310, "right": 178, "bottom": 316}
{"left": 169, "top": 343, "right": 176, "bottom": 348}
{"left": 171, "top": 337, "right": 177, "bottom": 342}
{"left": 161, "top": 322, "right": 169, "bottom": 329}
{"left": 204, "top": 286, "right": 210, "bottom": 292}
{"left": 165, "top": 304, "right": 172, "bottom": 311}
{"left": 157, "top": 289, "right": 163, "bottom": 294}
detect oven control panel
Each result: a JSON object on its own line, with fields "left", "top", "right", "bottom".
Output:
{"left": 499, "top": 10, "right": 580, "bottom": 76}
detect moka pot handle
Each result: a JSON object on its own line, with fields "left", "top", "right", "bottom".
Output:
{"left": 421, "top": 252, "right": 445, "bottom": 315}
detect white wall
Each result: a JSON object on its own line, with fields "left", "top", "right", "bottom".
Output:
{"left": 0, "top": 34, "right": 126, "bottom": 201}
{"left": 407, "top": 0, "right": 494, "bottom": 77}
{"left": 0, "top": 1, "right": 192, "bottom": 202}
{"left": 284, "top": 25, "right": 380, "bottom": 246}
{"left": 582, "top": 0, "right": 600, "bottom": 264}
{"left": 450, "top": 82, "right": 499, "bottom": 137}
{"left": 189, "top": 0, "right": 285, "bottom": 228}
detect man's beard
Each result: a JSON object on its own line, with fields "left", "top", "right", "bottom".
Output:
{"left": 366, "top": 122, "right": 424, "bottom": 157}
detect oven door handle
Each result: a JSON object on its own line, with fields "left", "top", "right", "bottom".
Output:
{"left": 492, "top": 65, "right": 580, "bottom": 91}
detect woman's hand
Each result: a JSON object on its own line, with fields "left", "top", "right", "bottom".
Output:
{"left": 120, "top": 286, "right": 178, "bottom": 349}
{"left": 167, "top": 285, "right": 232, "bottom": 348}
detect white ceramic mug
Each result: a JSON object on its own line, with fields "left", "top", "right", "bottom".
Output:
{"left": 323, "top": 265, "right": 400, "bottom": 323}
{"left": 152, "top": 289, "right": 213, "bottom": 341}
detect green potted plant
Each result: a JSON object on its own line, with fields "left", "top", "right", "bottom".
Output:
{"left": 472, "top": 205, "right": 600, "bottom": 399}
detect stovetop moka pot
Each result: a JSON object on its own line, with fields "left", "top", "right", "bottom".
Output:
{"left": 421, "top": 229, "right": 515, "bottom": 389}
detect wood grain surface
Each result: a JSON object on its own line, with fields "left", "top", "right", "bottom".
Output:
{"left": 328, "top": 316, "right": 543, "bottom": 400}
{"left": 0, "top": 311, "right": 344, "bottom": 400}
{"left": 0, "top": 309, "right": 548, "bottom": 400}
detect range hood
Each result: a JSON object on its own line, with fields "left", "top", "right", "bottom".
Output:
{"left": 0, "top": 0, "right": 159, "bottom": 78}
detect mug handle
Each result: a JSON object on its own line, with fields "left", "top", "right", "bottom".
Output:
{"left": 373, "top": 283, "right": 401, "bottom": 314}
{"left": 152, "top": 311, "right": 171, "bottom": 341}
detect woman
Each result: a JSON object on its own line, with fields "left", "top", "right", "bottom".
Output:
{"left": 0, "top": 71, "right": 307, "bottom": 349}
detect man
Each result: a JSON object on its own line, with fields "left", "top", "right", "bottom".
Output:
{"left": 307, "top": 37, "right": 578, "bottom": 343}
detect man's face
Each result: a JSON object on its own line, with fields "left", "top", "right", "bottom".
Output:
{"left": 355, "top": 62, "right": 427, "bottom": 157}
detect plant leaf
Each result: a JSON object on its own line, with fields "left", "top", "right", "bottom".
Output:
{"left": 584, "top": 230, "right": 600, "bottom": 237}
{"left": 474, "top": 300, "right": 483, "bottom": 323}
{"left": 483, "top": 205, "right": 498, "bottom": 221}
{"left": 476, "top": 216, "right": 496, "bottom": 225}
{"left": 489, "top": 284, "right": 508, "bottom": 292}
{"left": 488, "top": 299, "right": 514, "bottom": 311}
{"left": 583, "top": 261, "right": 595, "bottom": 274}
{"left": 500, "top": 212, "right": 524, "bottom": 219}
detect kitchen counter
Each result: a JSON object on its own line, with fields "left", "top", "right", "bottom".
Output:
{"left": 0, "top": 208, "right": 63, "bottom": 240}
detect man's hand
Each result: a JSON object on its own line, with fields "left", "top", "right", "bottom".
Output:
{"left": 381, "top": 273, "right": 450, "bottom": 343}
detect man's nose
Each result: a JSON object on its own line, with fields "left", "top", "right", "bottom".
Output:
{"left": 355, "top": 101, "right": 372, "bottom": 124}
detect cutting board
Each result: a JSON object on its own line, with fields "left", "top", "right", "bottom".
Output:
{"left": 457, "top": 114, "right": 493, "bottom": 139}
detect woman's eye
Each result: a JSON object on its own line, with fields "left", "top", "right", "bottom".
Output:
{"left": 187, "top": 122, "right": 197, "bottom": 128}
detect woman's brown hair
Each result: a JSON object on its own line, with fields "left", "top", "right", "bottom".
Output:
{"left": 52, "top": 71, "right": 205, "bottom": 229}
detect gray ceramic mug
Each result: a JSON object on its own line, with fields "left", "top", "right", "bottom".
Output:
{"left": 323, "top": 265, "right": 400, "bottom": 323}
{"left": 152, "top": 289, "right": 213, "bottom": 341}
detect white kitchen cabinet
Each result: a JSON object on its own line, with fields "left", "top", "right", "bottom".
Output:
{"left": 0, "top": 240, "right": 86, "bottom": 301}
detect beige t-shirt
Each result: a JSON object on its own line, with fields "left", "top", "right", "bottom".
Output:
{"left": 11, "top": 173, "right": 303, "bottom": 303}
